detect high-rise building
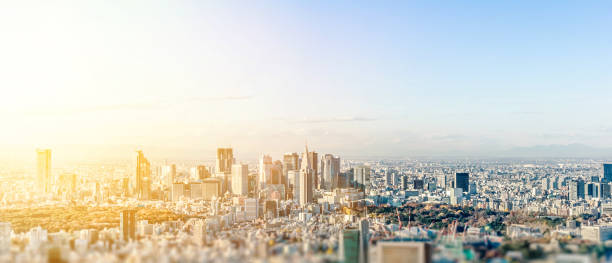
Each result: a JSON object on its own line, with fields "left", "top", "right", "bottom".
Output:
{"left": 308, "top": 151, "right": 319, "bottom": 189}
{"left": 172, "top": 183, "right": 185, "bottom": 202}
{"left": 270, "top": 161, "right": 283, "bottom": 185}
{"left": 354, "top": 166, "right": 371, "bottom": 192}
{"left": 283, "top": 152, "right": 300, "bottom": 172}
{"left": 339, "top": 229, "right": 360, "bottom": 263}
{"left": 401, "top": 175, "right": 409, "bottom": 190}
{"left": 600, "top": 183, "right": 611, "bottom": 199}
{"left": 259, "top": 155, "right": 273, "bottom": 189}
{"left": 135, "top": 151, "right": 152, "bottom": 200}
{"left": 162, "top": 164, "right": 176, "bottom": 188}
{"left": 299, "top": 145, "right": 314, "bottom": 206}
{"left": 196, "top": 165, "right": 210, "bottom": 180}
{"left": 216, "top": 148, "right": 234, "bottom": 173}
{"left": 202, "top": 178, "right": 221, "bottom": 201}
{"left": 338, "top": 220, "right": 369, "bottom": 263}
{"left": 604, "top": 164, "right": 612, "bottom": 183}
{"left": 232, "top": 164, "right": 248, "bottom": 195}
{"left": 321, "top": 154, "right": 340, "bottom": 190}
{"left": 0, "top": 222, "right": 10, "bottom": 255}
{"left": 569, "top": 180, "right": 585, "bottom": 200}
{"left": 413, "top": 179, "right": 424, "bottom": 190}
{"left": 376, "top": 242, "right": 432, "bottom": 263}
{"left": 359, "top": 219, "right": 369, "bottom": 263}
{"left": 245, "top": 198, "right": 259, "bottom": 220}
{"left": 216, "top": 148, "right": 234, "bottom": 194}
{"left": 120, "top": 210, "right": 136, "bottom": 241}
{"left": 192, "top": 219, "right": 206, "bottom": 246}
{"left": 454, "top": 173, "right": 469, "bottom": 193}
{"left": 190, "top": 182, "right": 203, "bottom": 199}
{"left": 36, "top": 149, "right": 52, "bottom": 193}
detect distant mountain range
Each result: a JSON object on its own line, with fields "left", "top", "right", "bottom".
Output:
{"left": 498, "top": 143, "right": 612, "bottom": 158}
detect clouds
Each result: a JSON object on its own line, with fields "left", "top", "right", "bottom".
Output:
{"left": 292, "top": 116, "right": 379, "bottom": 124}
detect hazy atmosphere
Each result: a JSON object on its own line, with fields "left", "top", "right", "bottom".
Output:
{"left": 2, "top": 1, "right": 611, "bottom": 162}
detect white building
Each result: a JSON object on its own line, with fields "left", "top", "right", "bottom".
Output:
{"left": 232, "top": 164, "right": 248, "bottom": 196}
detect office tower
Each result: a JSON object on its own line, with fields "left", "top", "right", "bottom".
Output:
{"left": 232, "top": 164, "right": 248, "bottom": 195}
{"left": 299, "top": 145, "right": 314, "bottom": 206}
{"left": 162, "top": 164, "right": 176, "bottom": 188}
{"left": 339, "top": 229, "right": 360, "bottom": 263}
{"left": 450, "top": 188, "right": 463, "bottom": 205}
{"left": 321, "top": 154, "right": 340, "bottom": 190}
{"left": 308, "top": 150, "right": 319, "bottom": 189}
{"left": 385, "top": 171, "right": 393, "bottom": 187}
{"left": 172, "top": 183, "right": 185, "bottom": 202}
{"left": 0, "top": 222, "right": 10, "bottom": 255}
{"left": 244, "top": 198, "right": 259, "bottom": 220}
{"left": 359, "top": 219, "right": 369, "bottom": 263}
{"left": 592, "top": 176, "right": 600, "bottom": 183}
{"left": 120, "top": 210, "right": 136, "bottom": 241}
{"left": 270, "top": 161, "right": 283, "bottom": 185}
{"left": 605, "top": 164, "right": 612, "bottom": 183}
{"left": 354, "top": 166, "right": 371, "bottom": 192}
{"left": 202, "top": 178, "right": 221, "bottom": 201}
{"left": 413, "top": 179, "right": 424, "bottom": 190}
{"left": 288, "top": 170, "right": 300, "bottom": 201}
{"left": 376, "top": 242, "right": 432, "bottom": 263}
{"left": 216, "top": 148, "right": 234, "bottom": 173}
{"left": 588, "top": 183, "right": 595, "bottom": 197}
{"left": 542, "top": 177, "right": 550, "bottom": 191}
{"left": 401, "top": 176, "right": 409, "bottom": 190}
{"left": 454, "top": 173, "right": 469, "bottom": 193}
{"left": 196, "top": 165, "right": 210, "bottom": 180}
{"left": 135, "top": 151, "right": 152, "bottom": 200}
{"left": 192, "top": 220, "right": 206, "bottom": 246}
{"left": 265, "top": 200, "right": 278, "bottom": 219}
{"left": 569, "top": 180, "right": 585, "bottom": 200}
{"left": 283, "top": 152, "right": 300, "bottom": 172}
{"left": 283, "top": 152, "right": 300, "bottom": 198}
{"left": 58, "top": 173, "right": 77, "bottom": 196}
{"left": 339, "top": 220, "right": 368, "bottom": 263}
{"left": 600, "top": 183, "right": 611, "bottom": 199}
{"left": 259, "top": 155, "right": 273, "bottom": 189}
{"left": 190, "top": 182, "right": 203, "bottom": 199}
{"left": 36, "top": 149, "right": 52, "bottom": 193}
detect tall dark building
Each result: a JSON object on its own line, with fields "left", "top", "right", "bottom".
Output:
{"left": 120, "top": 210, "right": 136, "bottom": 241}
{"left": 413, "top": 179, "right": 424, "bottom": 190}
{"left": 454, "top": 173, "right": 469, "bottom": 193}
{"left": 604, "top": 164, "right": 612, "bottom": 183}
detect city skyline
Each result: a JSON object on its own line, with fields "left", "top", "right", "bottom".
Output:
{"left": 1, "top": 1, "right": 612, "bottom": 163}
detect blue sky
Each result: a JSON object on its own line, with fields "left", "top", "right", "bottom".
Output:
{"left": 0, "top": 1, "right": 611, "bottom": 161}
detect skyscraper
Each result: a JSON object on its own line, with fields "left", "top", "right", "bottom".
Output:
{"left": 299, "top": 145, "right": 314, "bottom": 206}
{"left": 232, "top": 164, "right": 248, "bottom": 195}
{"left": 216, "top": 148, "right": 234, "bottom": 173}
{"left": 569, "top": 180, "right": 585, "bottom": 200}
{"left": 196, "top": 165, "right": 210, "bottom": 180}
{"left": 36, "top": 149, "right": 52, "bottom": 193}
{"left": 259, "top": 155, "right": 273, "bottom": 189}
{"left": 308, "top": 150, "right": 319, "bottom": 189}
{"left": 454, "top": 173, "right": 469, "bottom": 193}
{"left": 354, "top": 166, "right": 371, "bottom": 192}
{"left": 321, "top": 154, "right": 340, "bottom": 190}
{"left": 120, "top": 210, "right": 136, "bottom": 241}
{"left": 162, "top": 164, "right": 176, "bottom": 188}
{"left": 604, "top": 164, "right": 612, "bottom": 183}
{"left": 135, "top": 151, "right": 152, "bottom": 200}
{"left": 216, "top": 148, "right": 234, "bottom": 193}
{"left": 283, "top": 152, "right": 300, "bottom": 172}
